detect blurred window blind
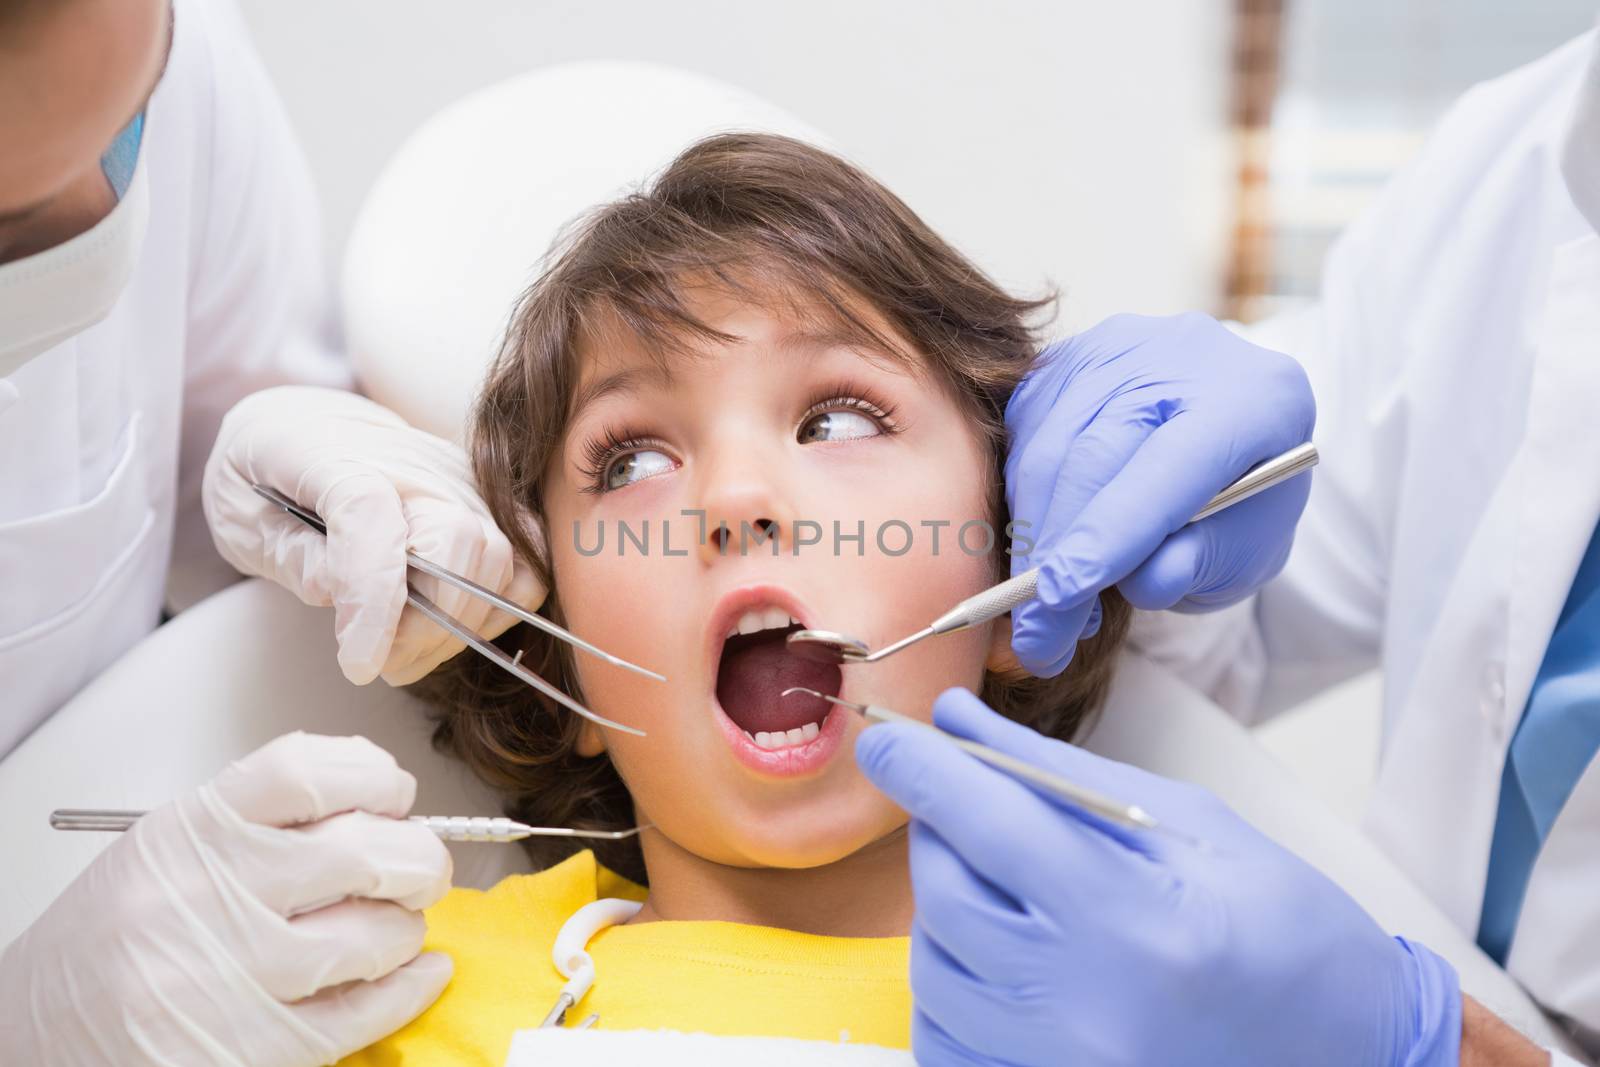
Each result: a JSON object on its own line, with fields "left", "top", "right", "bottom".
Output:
{"left": 1225, "top": 0, "right": 1597, "bottom": 322}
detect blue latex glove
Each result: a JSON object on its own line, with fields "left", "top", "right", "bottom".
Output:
{"left": 857, "top": 688, "right": 1463, "bottom": 1067}
{"left": 1006, "top": 313, "right": 1315, "bottom": 676}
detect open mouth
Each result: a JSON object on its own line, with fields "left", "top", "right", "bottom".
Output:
{"left": 716, "top": 606, "right": 843, "bottom": 747}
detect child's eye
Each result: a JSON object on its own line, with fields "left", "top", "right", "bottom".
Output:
{"left": 798, "top": 409, "right": 880, "bottom": 443}
{"left": 603, "top": 449, "right": 674, "bottom": 490}
{"left": 580, "top": 433, "right": 676, "bottom": 493}
{"left": 797, "top": 394, "right": 897, "bottom": 444}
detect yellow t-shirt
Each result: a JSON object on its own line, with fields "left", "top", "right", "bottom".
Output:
{"left": 339, "top": 851, "right": 911, "bottom": 1065}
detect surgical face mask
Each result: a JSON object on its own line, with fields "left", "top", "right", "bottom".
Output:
{"left": 0, "top": 114, "right": 149, "bottom": 379}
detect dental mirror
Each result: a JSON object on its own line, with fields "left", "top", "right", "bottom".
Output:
{"left": 787, "top": 442, "right": 1320, "bottom": 668}
{"left": 787, "top": 627, "right": 922, "bottom": 665}
{"left": 786, "top": 628, "right": 873, "bottom": 664}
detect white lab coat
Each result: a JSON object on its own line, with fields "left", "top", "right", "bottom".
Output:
{"left": 0, "top": 0, "right": 348, "bottom": 756}
{"left": 1139, "top": 29, "right": 1600, "bottom": 1057}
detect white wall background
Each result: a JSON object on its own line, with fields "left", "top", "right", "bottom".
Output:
{"left": 236, "top": 0, "right": 1234, "bottom": 337}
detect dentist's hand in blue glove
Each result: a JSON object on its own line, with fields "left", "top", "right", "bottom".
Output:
{"left": 857, "top": 688, "right": 1463, "bottom": 1067}
{"left": 1006, "top": 313, "right": 1315, "bottom": 676}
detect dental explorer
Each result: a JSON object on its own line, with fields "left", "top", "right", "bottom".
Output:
{"left": 50, "top": 809, "right": 651, "bottom": 843}
{"left": 787, "top": 441, "right": 1318, "bottom": 666}
{"left": 781, "top": 688, "right": 1165, "bottom": 834}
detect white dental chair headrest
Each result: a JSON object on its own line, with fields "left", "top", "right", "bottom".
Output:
{"left": 342, "top": 61, "right": 831, "bottom": 442}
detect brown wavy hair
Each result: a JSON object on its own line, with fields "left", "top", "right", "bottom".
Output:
{"left": 416, "top": 133, "right": 1129, "bottom": 884}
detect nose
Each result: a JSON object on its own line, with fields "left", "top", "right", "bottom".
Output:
{"left": 693, "top": 447, "right": 795, "bottom": 565}
{"left": 704, "top": 516, "right": 778, "bottom": 557}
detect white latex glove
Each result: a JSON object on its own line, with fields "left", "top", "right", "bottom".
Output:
{"left": 0, "top": 733, "right": 454, "bottom": 1067}
{"left": 203, "top": 385, "right": 546, "bottom": 685}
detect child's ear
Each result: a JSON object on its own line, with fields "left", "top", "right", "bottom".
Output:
{"left": 985, "top": 616, "right": 1025, "bottom": 678}
{"left": 576, "top": 719, "right": 607, "bottom": 758}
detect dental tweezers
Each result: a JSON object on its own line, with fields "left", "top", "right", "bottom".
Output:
{"left": 251, "top": 484, "right": 660, "bottom": 737}
{"left": 49, "top": 809, "right": 650, "bottom": 843}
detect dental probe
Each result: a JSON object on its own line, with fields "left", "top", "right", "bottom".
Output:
{"left": 782, "top": 687, "right": 1170, "bottom": 836}
{"left": 49, "top": 809, "right": 650, "bottom": 843}
{"left": 787, "top": 442, "right": 1319, "bottom": 666}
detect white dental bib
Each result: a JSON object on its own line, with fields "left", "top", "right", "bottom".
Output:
{"left": 507, "top": 1026, "right": 914, "bottom": 1066}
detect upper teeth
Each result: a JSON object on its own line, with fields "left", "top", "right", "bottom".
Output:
{"left": 727, "top": 607, "right": 798, "bottom": 638}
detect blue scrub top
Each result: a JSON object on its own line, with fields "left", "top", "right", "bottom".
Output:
{"left": 1478, "top": 518, "right": 1600, "bottom": 963}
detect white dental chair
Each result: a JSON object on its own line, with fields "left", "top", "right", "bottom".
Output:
{"left": 0, "top": 61, "right": 1573, "bottom": 1056}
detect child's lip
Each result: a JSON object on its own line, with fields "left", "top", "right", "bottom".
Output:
{"left": 712, "top": 695, "right": 854, "bottom": 778}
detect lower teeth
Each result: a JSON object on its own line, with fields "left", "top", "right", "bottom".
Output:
{"left": 745, "top": 722, "right": 822, "bottom": 749}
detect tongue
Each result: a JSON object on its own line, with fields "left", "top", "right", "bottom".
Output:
{"left": 717, "top": 633, "right": 841, "bottom": 735}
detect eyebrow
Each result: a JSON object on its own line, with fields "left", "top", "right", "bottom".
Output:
{"left": 563, "top": 316, "right": 917, "bottom": 425}
{"left": 568, "top": 363, "right": 677, "bottom": 421}
{"left": 776, "top": 326, "right": 858, "bottom": 352}
{"left": 776, "top": 323, "right": 913, "bottom": 369}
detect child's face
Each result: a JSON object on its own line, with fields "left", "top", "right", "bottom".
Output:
{"left": 543, "top": 286, "right": 1007, "bottom": 871}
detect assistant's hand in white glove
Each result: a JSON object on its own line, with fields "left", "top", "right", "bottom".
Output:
{"left": 0, "top": 733, "right": 454, "bottom": 1067}
{"left": 204, "top": 385, "right": 546, "bottom": 685}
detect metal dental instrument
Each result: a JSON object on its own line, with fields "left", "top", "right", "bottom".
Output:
{"left": 788, "top": 442, "right": 1319, "bottom": 666}
{"left": 50, "top": 809, "right": 651, "bottom": 843}
{"left": 781, "top": 687, "right": 1171, "bottom": 836}
{"left": 251, "top": 483, "right": 658, "bottom": 737}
